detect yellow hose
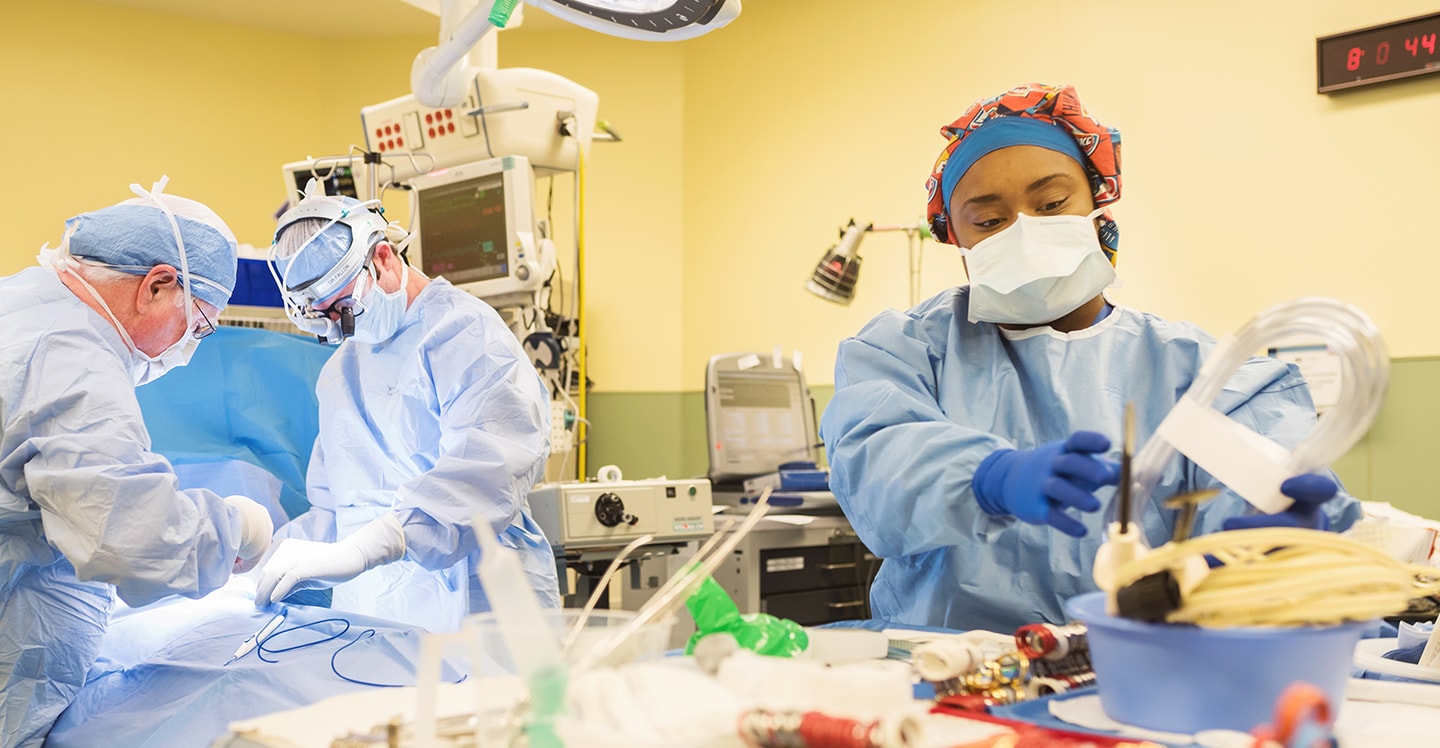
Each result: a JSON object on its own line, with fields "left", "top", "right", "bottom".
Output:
{"left": 576, "top": 147, "right": 588, "bottom": 479}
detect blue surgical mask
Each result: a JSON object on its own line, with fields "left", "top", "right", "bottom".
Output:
{"left": 350, "top": 261, "right": 410, "bottom": 345}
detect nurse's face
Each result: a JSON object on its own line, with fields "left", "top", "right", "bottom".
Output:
{"left": 947, "top": 145, "right": 1097, "bottom": 250}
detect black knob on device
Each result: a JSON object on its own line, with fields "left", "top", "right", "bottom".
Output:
{"left": 595, "top": 492, "right": 626, "bottom": 528}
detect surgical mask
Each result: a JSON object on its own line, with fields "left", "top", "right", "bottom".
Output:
{"left": 131, "top": 332, "right": 200, "bottom": 386}
{"left": 349, "top": 260, "right": 410, "bottom": 345}
{"left": 960, "top": 208, "right": 1116, "bottom": 325}
{"left": 44, "top": 259, "right": 198, "bottom": 386}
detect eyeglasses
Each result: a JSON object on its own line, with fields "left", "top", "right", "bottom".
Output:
{"left": 191, "top": 299, "right": 217, "bottom": 341}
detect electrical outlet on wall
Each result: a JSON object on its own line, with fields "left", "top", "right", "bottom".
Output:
{"left": 550, "top": 400, "right": 574, "bottom": 453}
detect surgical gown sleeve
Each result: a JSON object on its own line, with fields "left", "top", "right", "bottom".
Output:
{"left": 12, "top": 330, "right": 244, "bottom": 606}
{"left": 821, "top": 310, "right": 1013, "bottom": 559}
{"left": 275, "top": 437, "right": 337, "bottom": 544}
{"left": 393, "top": 317, "right": 549, "bottom": 570}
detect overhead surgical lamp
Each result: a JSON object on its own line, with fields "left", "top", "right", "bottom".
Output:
{"left": 806, "top": 220, "right": 932, "bottom": 307}
{"left": 409, "top": 0, "right": 742, "bottom": 108}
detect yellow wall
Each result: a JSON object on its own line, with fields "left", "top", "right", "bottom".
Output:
{"left": 5, "top": 1, "right": 340, "bottom": 260}
{"left": 500, "top": 31, "right": 688, "bottom": 392}
{"left": 680, "top": 0, "right": 1440, "bottom": 389}
{"left": 3, "top": 3, "right": 684, "bottom": 392}
{"left": 8, "top": 0, "right": 1439, "bottom": 397}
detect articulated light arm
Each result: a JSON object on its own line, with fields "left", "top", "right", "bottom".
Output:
{"left": 410, "top": 0, "right": 742, "bottom": 108}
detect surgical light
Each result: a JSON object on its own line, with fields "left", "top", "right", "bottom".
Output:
{"left": 806, "top": 220, "right": 931, "bottom": 307}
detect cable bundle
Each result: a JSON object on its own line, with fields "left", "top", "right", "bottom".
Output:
{"left": 1112, "top": 527, "right": 1440, "bottom": 627}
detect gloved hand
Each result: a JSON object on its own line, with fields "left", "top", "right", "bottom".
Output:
{"left": 973, "top": 431, "right": 1119, "bottom": 538}
{"left": 254, "top": 514, "right": 406, "bottom": 607}
{"left": 224, "top": 495, "right": 274, "bottom": 574}
{"left": 1222, "top": 473, "right": 1337, "bottom": 531}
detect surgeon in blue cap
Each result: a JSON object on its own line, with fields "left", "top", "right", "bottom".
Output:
{"left": 820, "top": 84, "right": 1360, "bottom": 634}
{"left": 253, "top": 184, "right": 559, "bottom": 633}
{"left": 0, "top": 178, "right": 273, "bottom": 747}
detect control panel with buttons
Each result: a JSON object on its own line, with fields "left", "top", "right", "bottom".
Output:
{"left": 528, "top": 478, "right": 713, "bottom": 550}
{"left": 358, "top": 66, "right": 598, "bottom": 181}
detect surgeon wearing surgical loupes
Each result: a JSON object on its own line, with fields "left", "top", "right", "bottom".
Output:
{"left": 0, "top": 179, "right": 273, "bottom": 747}
{"left": 254, "top": 183, "right": 561, "bottom": 633}
{"left": 820, "top": 83, "right": 1362, "bottom": 634}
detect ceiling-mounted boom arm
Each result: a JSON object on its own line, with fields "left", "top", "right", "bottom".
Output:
{"left": 410, "top": 0, "right": 742, "bottom": 108}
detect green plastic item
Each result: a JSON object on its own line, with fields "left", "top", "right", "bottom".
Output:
{"left": 684, "top": 575, "right": 809, "bottom": 657}
{"left": 489, "top": 0, "right": 520, "bottom": 28}
{"left": 522, "top": 663, "right": 568, "bottom": 748}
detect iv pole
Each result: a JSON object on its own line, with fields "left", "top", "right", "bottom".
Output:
{"left": 868, "top": 222, "right": 930, "bottom": 307}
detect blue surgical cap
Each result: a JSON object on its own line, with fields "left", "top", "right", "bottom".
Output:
{"left": 940, "top": 117, "right": 1088, "bottom": 217}
{"left": 66, "top": 198, "right": 238, "bottom": 309}
{"left": 271, "top": 195, "right": 374, "bottom": 294}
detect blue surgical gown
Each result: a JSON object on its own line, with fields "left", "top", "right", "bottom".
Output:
{"left": 820, "top": 287, "right": 1362, "bottom": 634}
{"left": 0, "top": 267, "right": 247, "bottom": 747}
{"left": 275, "top": 278, "right": 561, "bottom": 633}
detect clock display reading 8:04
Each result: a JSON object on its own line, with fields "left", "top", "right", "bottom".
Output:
{"left": 1317, "top": 12, "right": 1440, "bottom": 93}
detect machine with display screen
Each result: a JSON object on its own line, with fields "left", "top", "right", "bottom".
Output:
{"left": 279, "top": 159, "right": 360, "bottom": 205}
{"left": 705, "top": 352, "right": 818, "bottom": 485}
{"left": 408, "top": 154, "right": 552, "bottom": 310}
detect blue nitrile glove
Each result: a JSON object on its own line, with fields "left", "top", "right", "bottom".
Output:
{"left": 972, "top": 431, "right": 1120, "bottom": 538}
{"left": 1222, "top": 473, "right": 1336, "bottom": 531}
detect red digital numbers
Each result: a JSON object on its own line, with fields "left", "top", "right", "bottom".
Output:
{"left": 1347, "top": 46, "right": 1365, "bottom": 70}
{"left": 1403, "top": 33, "right": 1438, "bottom": 57}
{"left": 1322, "top": 16, "right": 1440, "bottom": 91}
{"left": 1355, "top": 32, "right": 1437, "bottom": 72}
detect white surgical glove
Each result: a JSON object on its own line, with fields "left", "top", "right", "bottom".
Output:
{"left": 253, "top": 514, "right": 406, "bottom": 607}
{"left": 224, "top": 495, "right": 275, "bottom": 573}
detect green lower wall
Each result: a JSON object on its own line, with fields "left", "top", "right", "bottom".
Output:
{"left": 584, "top": 387, "right": 835, "bottom": 480}
{"left": 1330, "top": 357, "right": 1440, "bottom": 519}
{"left": 582, "top": 391, "right": 706, "bottom": 480}
{"left": 588, "top": 361, "right": 1438, "bottom": 520}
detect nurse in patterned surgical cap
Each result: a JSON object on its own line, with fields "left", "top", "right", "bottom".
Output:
{"left": 820, "top": 83, "right": 1360, "bottom": 633}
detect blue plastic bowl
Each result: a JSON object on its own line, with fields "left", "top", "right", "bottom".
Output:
{"left": 1064, "top": 592, "right": 1368, "bottom": 733}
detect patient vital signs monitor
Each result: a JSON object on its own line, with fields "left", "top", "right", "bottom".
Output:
{"left": 279, "top": 160, "right": 359, "bottom": 204}
{"left": 408, "top": 155, "right": 547, "bottom": 309}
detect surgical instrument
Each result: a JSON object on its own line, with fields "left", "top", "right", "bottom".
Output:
{"left": 225, "top": 609, "right": 287, "bottom": 666}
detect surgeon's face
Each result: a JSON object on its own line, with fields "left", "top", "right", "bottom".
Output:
{"left": 134, "top": 291, "right": 219, "bottom": 356}
{"left": 947, "top": 145, "right": 1097, "bottom": 249}
{"left": 130, "top": 266, "right": 220, "bottom": 356}
{"left": 311, "top": 243, "right": 403, "bottom": 320}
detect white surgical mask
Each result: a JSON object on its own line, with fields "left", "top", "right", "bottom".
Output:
{"left": 960, "top": 208, "right": 1116, "bottom": 325}
{"left": 47, "top": 262, "right": 198, "bottom": 386}
{"left": 349, "top": 260, "right": 410, "bottom": 345}
{"left": 131, "top": 333, "right": 200, "bottom": 386}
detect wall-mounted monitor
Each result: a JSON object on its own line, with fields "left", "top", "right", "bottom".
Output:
{"left": 408, "top": 155, "right": 546, "bottom": 309}
{"left": 279, "top": 159, "right": 359, "bottom": 208}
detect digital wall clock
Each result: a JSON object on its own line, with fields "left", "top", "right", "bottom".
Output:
{"left": 1318, "top": 12, "right": 1440, "bottom": 93}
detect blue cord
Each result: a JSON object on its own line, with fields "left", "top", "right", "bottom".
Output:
{"left": 256, "top": 618, "right": 351, "bottom": 663}
{"left": 254, "top": 616, "right": 465, "bottom": 688}
{"left": 330, "top": 629, "right": 406, "bottom": 688}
